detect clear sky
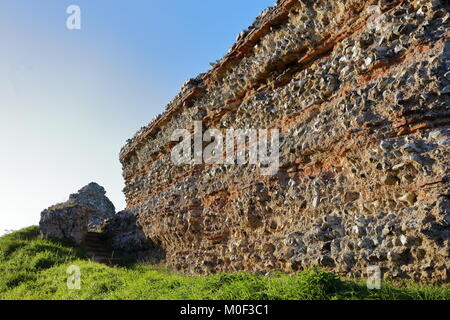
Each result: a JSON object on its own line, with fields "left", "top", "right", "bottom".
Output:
{"left": 0, "top": 0, "right": 274, "bottom": 233}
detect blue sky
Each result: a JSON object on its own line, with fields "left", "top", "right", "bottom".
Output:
{"left": 0, "top": 0, "right": 274, "bottom": 232}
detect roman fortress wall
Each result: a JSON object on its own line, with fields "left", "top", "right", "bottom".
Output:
{"left": 118, "top": 0, "right": 450, "bottom": 282}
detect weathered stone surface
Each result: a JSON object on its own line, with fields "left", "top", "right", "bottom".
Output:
{"left": 100, "top": 210, "right": 149, "bottom": 251}
{"left": 39, "top": 204, "right": 90, "bottom": 245}
{"left": 100, "top": 210, "right": 166, "bottom": 263}
{"left": 69, "top": 183, "right": 116, "bottom": 230}
{"left": 39, "top": 183, "right": 115, "bottom": 244}
{"left": 119, "top": 0, "right": 450, "bottom": 282}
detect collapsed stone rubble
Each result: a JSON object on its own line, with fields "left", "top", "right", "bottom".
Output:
{"left": 100, "top": 210, "right": 165, "bottom": 262}
{"left": 39, "top": 182, "right": 115, "bottom": 244}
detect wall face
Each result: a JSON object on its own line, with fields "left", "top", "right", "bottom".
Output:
{"left": 120, "top": 0, "right": 450, "bottom": 282}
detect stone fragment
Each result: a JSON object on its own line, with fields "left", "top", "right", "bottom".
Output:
{"left": 441, "top": 85, "right": 450, "bottom": 94}
{"left": 382, "top": 175, "right": 398, "bottom": 185}
{"left": 398, "top": 193, "right": 417, "bottom": 206}
{"left": 380, "top": 140, "right": 394, "bottom": 150}
{"left": 39, "top": 183, "right": 115, "bottom": 244}
{"left": 100, "top": 210, "right": 164, "bottom": 262}
{"left": 69, "top": 183, "right": 116, "bottom": 230}
{"left": 312, "top": 197, "right": 320, "bottom": 208}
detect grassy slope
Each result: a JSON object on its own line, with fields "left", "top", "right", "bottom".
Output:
{"left": 0, "top": 227, "right": 448, "bottom": 300}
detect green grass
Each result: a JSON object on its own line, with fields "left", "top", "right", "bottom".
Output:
{"left": 0, "top": 227, "right": 448, "bottom": 300}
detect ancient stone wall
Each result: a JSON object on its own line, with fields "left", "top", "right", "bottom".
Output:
{"left": 120, "top": 0, "right": 450, "bottom": 282}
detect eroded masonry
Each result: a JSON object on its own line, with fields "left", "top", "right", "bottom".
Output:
{"left": 118, "top": 0, "right": 450, "bottom": 282}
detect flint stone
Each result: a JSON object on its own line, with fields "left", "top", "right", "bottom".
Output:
{"left": 441, "top": 85, "right": 450, "bottom": 94}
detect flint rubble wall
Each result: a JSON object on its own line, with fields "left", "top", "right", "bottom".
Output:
{"left": 120, "top": 0, "right": 450, "bottom": 282}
